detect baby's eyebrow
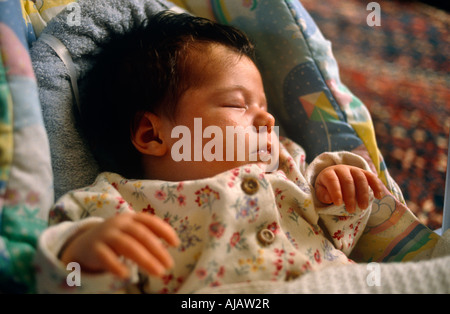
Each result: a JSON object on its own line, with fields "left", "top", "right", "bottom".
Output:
{"left": 212, "top": 85, "right": 247, "bottom": 94}
{"left": 212, "top": 85, "right": 268, "bottom": 109}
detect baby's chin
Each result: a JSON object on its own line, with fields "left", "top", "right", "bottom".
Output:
{"left": 204, "top": 158, "right": 280, "bottom": 178}
{"left": 224, "top": 151, "right": 281, "bottom": 174}
{"left": 159, "top": 152, "right": 280, "bottom": 181}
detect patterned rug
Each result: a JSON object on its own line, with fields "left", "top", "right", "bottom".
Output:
{"left": 300, "top": 0, "right": 450, "bottom": 230}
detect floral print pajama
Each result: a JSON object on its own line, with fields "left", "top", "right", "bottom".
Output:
{"left": 35, "top": 138, "right": 374, "bottom": 293}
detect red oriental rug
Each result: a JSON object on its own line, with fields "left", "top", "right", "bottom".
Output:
{"left": 301, "top": 0, "right": 450, "bottom": 230}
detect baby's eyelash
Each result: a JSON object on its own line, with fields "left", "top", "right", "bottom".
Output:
{"left": 222, "top": 103, "right": 248, "bottom": 109}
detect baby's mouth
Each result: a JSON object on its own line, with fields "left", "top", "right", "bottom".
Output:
{"left": 250, "top": 142, "right": 272, "bottom": 162}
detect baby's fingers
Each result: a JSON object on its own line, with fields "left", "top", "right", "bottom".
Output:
{"left": 134, "top": 212, "right": 180, "bottom": 247}
{"left": 94, "top": 241, "right": 131, "bottom": 279}
{"left": 350, "top": 168, "right": 370, "bottom": 211}
{"left": 365, "top": 172, "right": 385, "bottom": 199}
{"left": 349, "top": 169, "right": 385, "bottom": 211}
{"left": 315, "top": 169, "right": 343, "bottom": 206}
{"left": 105, "top": 231, "right": 168, "bottom": 278}
{"left": 122, "top": 217, "right": 176, "bottom": 270}
{"left": 335, "top": 167, "right": 358, "bottom": 213}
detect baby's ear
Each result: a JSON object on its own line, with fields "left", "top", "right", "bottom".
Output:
{"left": 131, "top": 112, "right": 168, "bottom": 157}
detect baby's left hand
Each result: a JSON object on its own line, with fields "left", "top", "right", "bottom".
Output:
{"left": 315, "top": 165, "right": 384, "bottom": 213}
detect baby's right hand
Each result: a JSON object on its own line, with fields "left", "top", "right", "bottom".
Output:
{"left": 60, "top": 212, "right": 180, "bottom": 279}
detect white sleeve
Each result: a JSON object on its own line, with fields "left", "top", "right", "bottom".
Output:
{"left": 305, "top": 151, "right": 375, "bottom": 256}
{"left": 34, "top": 175, "right": 139, "bottom": 293}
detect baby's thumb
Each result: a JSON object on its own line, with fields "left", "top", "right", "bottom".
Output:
{"left": 315, "top": 184, "right": 331, "bottom": 204}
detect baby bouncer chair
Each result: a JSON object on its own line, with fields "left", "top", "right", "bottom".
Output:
{"left": 0, "top": 0, "right": 449, "bottom": 293}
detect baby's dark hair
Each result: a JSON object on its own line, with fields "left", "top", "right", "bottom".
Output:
{"left": 80, "top": 11, "right": 256, "bottom": 178}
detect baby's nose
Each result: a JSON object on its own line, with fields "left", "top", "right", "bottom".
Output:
{"left": 254, "top": 110, "right": 275, "bottom": 132}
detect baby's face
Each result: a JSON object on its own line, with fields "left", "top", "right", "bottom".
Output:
{"left": 157, "top": 44, "right": 279, "bottom": 180}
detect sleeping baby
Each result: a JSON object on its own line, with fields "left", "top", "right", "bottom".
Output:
{"left": 35, "top": 11, "right": 384, "bottom": 293}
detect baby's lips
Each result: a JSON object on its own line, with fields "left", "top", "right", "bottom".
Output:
{"left": 266, "top": 141, "right": 272, "bottom": 154}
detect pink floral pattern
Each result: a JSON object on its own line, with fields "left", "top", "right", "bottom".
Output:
{"left": 195, "top": 185, "right": 220, "bottom": 210}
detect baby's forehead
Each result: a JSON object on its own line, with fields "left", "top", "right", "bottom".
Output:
{"left": 188, "top": 42, "right": 250, "bottom": 66}
{"left": 181, "top": 42, "right": 253, "bottom": 84}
